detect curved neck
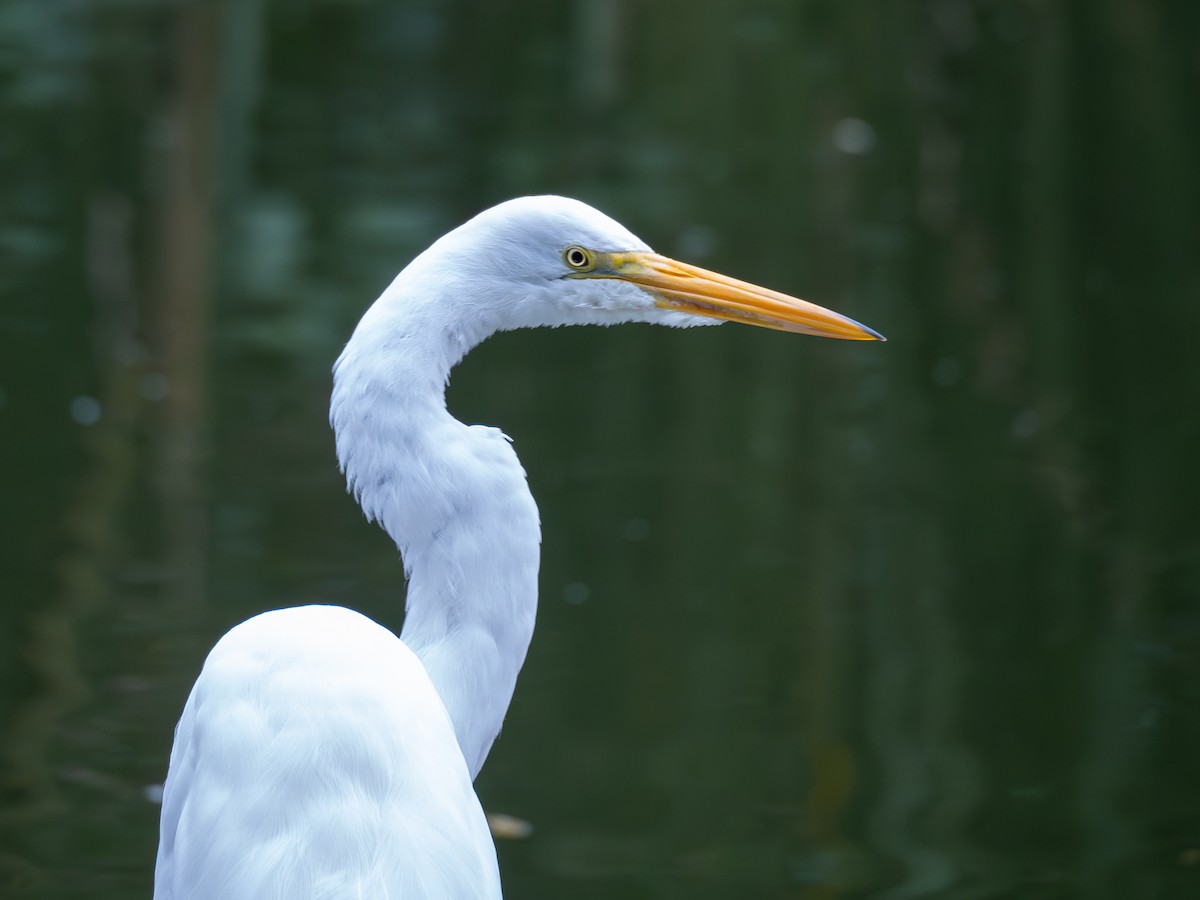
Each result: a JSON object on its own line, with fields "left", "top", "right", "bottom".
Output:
{"left": 330, "top": 280, "right": 540, "bottom": 779}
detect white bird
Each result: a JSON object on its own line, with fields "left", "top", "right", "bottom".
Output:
{"left": 153, "top": 195, "right": 883, "bottom": 900}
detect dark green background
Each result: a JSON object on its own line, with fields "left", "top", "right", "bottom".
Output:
{"left": 2, "top": 1, "right": 1198, "bottom": 897}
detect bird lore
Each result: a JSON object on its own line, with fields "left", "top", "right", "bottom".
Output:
{"left": 154, "top": 196, "right": 883, "bottom": 900}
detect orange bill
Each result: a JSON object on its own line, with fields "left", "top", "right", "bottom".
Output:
{"left": 604, "top": 251, "right": 885, "bottom": 341}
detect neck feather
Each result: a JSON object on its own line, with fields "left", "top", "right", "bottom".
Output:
{"left": 330, "top": 279, "right": 540, "bottom": 779}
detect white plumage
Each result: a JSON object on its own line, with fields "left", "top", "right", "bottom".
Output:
{"left": 155, "top": 607, "right": 500, "bottom": 899}
{"left": 154, "top": 196, "right": 882, "bottom": 899}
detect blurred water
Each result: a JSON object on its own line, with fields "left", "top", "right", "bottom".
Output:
{"left": 2, "top": 1, "right": 1199, "bottom": 897}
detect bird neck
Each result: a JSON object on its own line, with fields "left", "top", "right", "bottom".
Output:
{"left": 330, "top": 285, "right": 540, "bottom": 780}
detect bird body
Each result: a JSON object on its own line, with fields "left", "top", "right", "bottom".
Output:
{"left": 155, "top": 196, "right": 882, "bottom": 899}
{"left": 153, "top": 606, "right": 501, "bottom": 899}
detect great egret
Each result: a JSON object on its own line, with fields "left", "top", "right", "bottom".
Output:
{"left": 154, "top": 196, "right": 883, "bottom": 899}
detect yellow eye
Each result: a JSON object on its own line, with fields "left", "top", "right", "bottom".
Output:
{"left": 563, "top": 245, "right": 595, "bottom": 271}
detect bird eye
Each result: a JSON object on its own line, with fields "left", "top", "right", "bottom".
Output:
{"left": 563, "top": 246, "right": 594, "bottom": 271}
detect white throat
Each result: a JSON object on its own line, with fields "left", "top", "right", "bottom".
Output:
{"left": 330, "top": 272, "right": 541, "bottom": 779}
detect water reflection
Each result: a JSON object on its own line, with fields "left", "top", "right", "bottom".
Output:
{"left": 2, "top": 0, "right": 1199, "bottom": 897}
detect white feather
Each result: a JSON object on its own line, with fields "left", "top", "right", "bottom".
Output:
{"left": 154, "top": 607, "right": 500, "bottom": 899}
{"left": 156, "top": 196, "right": 722, "bottom": 899}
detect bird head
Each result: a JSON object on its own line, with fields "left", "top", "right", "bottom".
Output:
{"left": 414, "top": 195, "right": 885, "bottom": 341}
